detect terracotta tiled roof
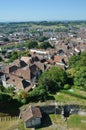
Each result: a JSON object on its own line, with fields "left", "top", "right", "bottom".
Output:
{"left": 47, "top": 59, "right": 54, "bottom": 64}
{"left": 12, "top": 67, "right": 31, "bottom": 81}
{"left": 29, "top": 64, "right": 38, "bottom": 75}
{"left": 47, "top": 55, "right": 63, "bottom": 64}
{"left": 34, "top": 61, "right": 45, "bottom": 71}
{"left": 21, "top": 56, "right": 32, "bottom": 64}
{"left": 21, "top": 106, "right": 42, "bottom": 122}
{"left": 54, "top": 55, "right": 63, "bottom": 62}
{"left": 4, "top": 65, "right": 18, "bottom": 74}
{"left": 6, "top": 74, "right": 31, "bottom": 90}
{"left": 24, "top": 86, "right": 32, "bottom": 92}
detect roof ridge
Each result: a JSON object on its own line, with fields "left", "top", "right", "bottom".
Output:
{"left": 29, "top": 105, "right": 34, "bottom": 117}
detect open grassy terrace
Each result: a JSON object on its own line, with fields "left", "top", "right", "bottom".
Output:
{"left": 36, "top": 114, "right": 86, "bottom": 130}
{"left": 53, "top": 88, "right": 86, "bottom": 107}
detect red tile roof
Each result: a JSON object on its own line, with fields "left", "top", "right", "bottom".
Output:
{"left": 12, "top": 67, "right": 31, "bottom": 81}
{"left": 6, "top": 74, "right": 31, "bottom": 91}
{"left": 21, "top": 106, "right": 42, "bottom": 122}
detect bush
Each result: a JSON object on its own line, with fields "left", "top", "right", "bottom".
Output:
{"left": 0, "top": 85, "right": 4, "bottom": 92}
{"left": 28, "top": 86, "right": 48, "bottom": 102}
{"left": 64, "top": 84, "right": 71, "bottom": 90}
{"left": 26, "top": 40, "right": 38, "bottom": 49}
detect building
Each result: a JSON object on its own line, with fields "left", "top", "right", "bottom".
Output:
{"left": 21, "top": 106, "right": 42, "bottom": 128}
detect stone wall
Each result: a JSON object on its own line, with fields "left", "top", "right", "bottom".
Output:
{"left": 40, "top": 104, "right": 86, "bottom": 116}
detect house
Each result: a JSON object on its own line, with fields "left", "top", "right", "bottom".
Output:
{"left": 4, "top": 59, "right": 29, "bottom": 72}
{"left": 47, "top": 55, "right": 68, "bottom": 69}
{"left": 2, "top": 61, "right": 32, "bottom": 91}
{"left": 34, "top": 61, "right": 46, "bottom": 72}
{"left": 2, "top": 61, "right": 42, "bottom": 91}
{"left": 21, "top": 106, "right": 42, "bottom": 128}
{"left": 1, "top": 73, "right": 32, "bottom": 92}
{"left": 12, "top": 66, "right": 31, "bottom": 81}
{"left": 20, "top": 56, "right": 32, "bottom": 65}
{"left": 4, "top": 65, "right": 18, "bottom": 74}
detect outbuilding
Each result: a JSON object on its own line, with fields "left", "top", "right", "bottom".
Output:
{"left": 21, "top": 105, "right": 42, "bottom": 128}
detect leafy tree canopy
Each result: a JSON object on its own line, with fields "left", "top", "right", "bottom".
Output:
{"left": 68, "top": 51, "right": 86, "bottom": 89}
{"left": 68, "top": 51, "right": 86, "bottom": 69}
{"left": 26, "top": 40, "right": 38, "bottom": 49}
{"left": 29, "top": 85, "right": 48, "bottom": 102}
{"left": 39, "top": 42, "right": 53, "bottom": 49}
{"left": 39, "top": 66, "right": 68, "bottom": 93}
{"left": 38, "top": 36, "right": 48, "bottom": 42}
{"left": 74, "top": 67, "right": 86, "bottom": 89}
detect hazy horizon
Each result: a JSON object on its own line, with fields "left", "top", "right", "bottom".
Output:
{"left": 0, "top": 20, "right": 86, "bottom": 23}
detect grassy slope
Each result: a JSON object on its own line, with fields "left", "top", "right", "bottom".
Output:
{"left": 53, "top": 88, "right": 86, "bottom": 107}
{"left": 36, "top": 114, "right": 86, "bottom": 130}
{"left": 67, "top": 114, "right": 86, "bottom": 130}
{"left": 0, "top": 119, "right": 19, "bottom": 130}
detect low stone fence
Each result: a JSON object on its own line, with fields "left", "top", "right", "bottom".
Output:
{"left": 40, "top": 105, "right": 56, "bottom": 114}
{"left": 40, "top": 104, "right": 86, "bottom": 116}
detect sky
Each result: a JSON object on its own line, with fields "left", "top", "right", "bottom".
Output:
{"left": 0, "top": 0, "right": 86, "bottom": 22}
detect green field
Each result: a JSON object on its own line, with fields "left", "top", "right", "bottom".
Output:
{"left": 0, "top": 117, "right": 19, "bottom": 130}
{"left": 0, "top": 114, "right": 86, "bottom": 130}
{"left": 0, "top": 118, "right": 33, "bottom": 130}
{"left": 36, "top": 114, "right": 86, "bottom": 130}
{"left": 53, "top": 88, "right": 86, "bottom": 107}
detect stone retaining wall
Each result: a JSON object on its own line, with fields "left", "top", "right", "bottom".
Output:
{"left": 40, "top": 104, "right": 86, "bottom": 116}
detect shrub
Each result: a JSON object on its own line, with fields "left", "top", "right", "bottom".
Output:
{"left": 64, "top": 84, "right": 71, "bottom": 90}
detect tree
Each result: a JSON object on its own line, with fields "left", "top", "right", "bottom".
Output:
{"left": 0, "top": 93, "right": 12, "bottom": 104}
{"left": 26, "top": 40, "right": 38, "bottom": 49}
{"left": 0, "top": 85, "right": 4, "bottom": 92}
{"left": 64, "top": 84, "right": 71, "bottom": 90}
{"left": 17, "top": 90, "right": 27, "bottom": 104}
{"left": 68, "top": 51, "right": 86, "bottom": 89}
{"left": 39, "top": 42, "right": 53, "bottom": 49}
{"left": 38, "top": 36, "right": 48, "bottom": 42}
{"left": 68, "top": 51, "right": 86, "bottom": 69}
{"left": 7, "top": 51, "right": 19, "bottom": 62}
{"left": 29, "top": 85, "right": 48, "bottom": 102}
{"left": 39, "top": 66, "right": 68, "bottom": 93}
{"left": 74, "top": 67, "right": 86, "bottom": 89}
{"left": 4, "top": 86, "right": 15, "bottom": 94}
{"left": 68, "top": 55, "right": 80, "bottom": 68}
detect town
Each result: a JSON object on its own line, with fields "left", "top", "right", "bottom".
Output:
{"left": 0, "top": 21, "right": 86, "bottom": 130}
{"left": 0, "top": 21, "right": 86, "bottom": 92}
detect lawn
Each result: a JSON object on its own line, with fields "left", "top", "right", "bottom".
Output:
{"left": 0, "top": 119, "right": 19, "bottom": 130}
{"left": 36, "top": 114, "right": 86, "bottom": 130}
{"left": 53, "top": 88, "right": 86, "bottom": 107}
{"left": 67, "top": 114, "right": 86, "bottom": 130}
{"left": 20, "top": 88, "right": 86, "bottom": 112}
{"left": 35, "top": 88, "right": 86, "bottom": 130}
{"left": 0, "top": 118, "right": 33, "bottom": 130}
